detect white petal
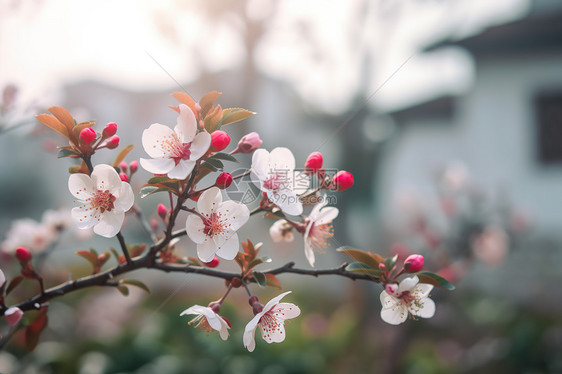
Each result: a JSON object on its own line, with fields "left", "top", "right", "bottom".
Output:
{"left": 114, "top": 182, "right": 134, "bottom": 212}
{"left": 71, "top": 205, "right": 99, "bottom": 229}
{"left": 179, "top": 304, "right": 208, "bottom": 317}
{"left": 197, "top": 238, "right": 218, "bottom": 262}
{"left": 218, "top": 201, "right": 250, "bottom": 231}
{"left": 186, "top": 214, "right": 206, "bottom": 243}
{"left": 269, "top": 147, "right": 295, "bottom": 172}
{"left": 269, "top": 220, "right": 285, "bottom": 243}
{"left": 168, "top": 160, "right": 195, "bottom": 180}
{"left": 381, "top": 304, "right": 408, "bottom": 325}
{"left": 243, "top": 318, "right": 260, "bottom": 352}
{"left": 262, "top": 291, "right": 292, "bottom": 314}
{"left": 268, "top": 190, "right": 303, "bottom": 216}
{"left": 409, "top": 297, "right": 436, "bottom": 319}
{"left": 142, "top": 123, "right": 176, "bottom": 158}
{"left": 380, "top": 291, "right": 399, "bottom": 309}
{"left": 314, "top": 207, "right": 339, "bottom": 225}
{"left": 214, "top": 233, "right": 239, "bottom": 260}
{"left": 398, "top": 276, "right": 419, "bottom": 294}
{"left": 197, "top": 187, "right": 222, "bottom": 215}
{"left": 68, "top": 173, "right": 94, "bottom": 199}
{"left": 219, "top": 319, "right": 230, "bottom": 341}
{"left": 175, "top": 104, "right": 197, "bottom": 143}
{"left": 272, "top": 303, "right": 301, "bottom": 320}
{"left": 412, "top": 283, "right": 433, "bottom": 299}
{"left": 140, "top": 158, "right": 175, "bottom": 175}
{"left": 189, "top": 131, "right": 211, "bottom": 160}
{"left": 251, "top": 149, "right": 270, "bottom": 181}
{"left": 308, "top": 197, "right": 328, "bottom": 219}
{"left": 260, "top": 320, "right": 286, "bottom": 344}
{"left": 92, "top": 164, "right": 122, "bottom": 191}
{"left": 93, "top": 212, "right": 124, "bottom": 238}
{"left": 304, "top": 240, "right": 315, "bottom": 267}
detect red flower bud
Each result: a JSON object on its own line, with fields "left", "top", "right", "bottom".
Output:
{"left": 103, "top": 122, "right": 117, "bottom": 137}
{"left": 16, "top": 247, "right": 32, "bottom": 263}
{"left": 79, "top": 128, "right": 97, "bottom": 145}
{"left": 129, "top": 160, "right": 138, "bottom": 174}
{"left": 234, "top": 132, "right": 262, "bottom": 154}
{"left": 119, "top": 172, "right": 129, "bottom": 182}
{"left": 216, "top": 172, "right": 233, "bottom": 189}
{"left": 404, "top": 254, "right": 424, "bottom": 273}
{"left": 210, "top": 130, "right": 231, "bottom": 152}
{"left": 107, "top": 136, "right": 120, "bottom": 149}
{"left": 119, "top": 161, "right": 128, "bottom": 173}
{"left": 333, "top": 170, "right": 354, "bottom": 191}
{"left": 305, "top": 152, "right": 323, "bottom": 174}
{"left": 157, "top": 204, "right": 168, "bottom": 221}
{"left": 230, "top": 277, "right": 242, "bottom": 288}
{"left": 203, "top": 256, "right": 220, "bottom": 268}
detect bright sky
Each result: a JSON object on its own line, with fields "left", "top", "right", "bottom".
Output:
{"left": 0, "top": 0, "right": 530, "bottom": 114}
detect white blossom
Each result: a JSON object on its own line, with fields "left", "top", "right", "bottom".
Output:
{"left": 380, "top": 276, "right": 435, "bottom": 325}
{"left": 180, "top": 305, "right": 230, "bottom": 340}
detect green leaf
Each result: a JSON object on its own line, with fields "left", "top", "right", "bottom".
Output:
{"left": 416, "top": 272, "right": 455, "bottom": 291}
{"left": 252, "top": 271, "right": 267, "bottom": 288}
{"left": 337, "top": 247, "right": 383, "bottom": 268}
{"left": 384, "top": 254, "right": 398, "bottom": 273}
{"left": 147, "top": 176, "right": 175, "bottom": 185}
{"left": 57, "top": 149, "right": 78, "bottom": 158}
{"left": 200, "top": 161, "right": 219, "bottom": 172}
{"left": 110, "top": 247, "right": 120, "bottom": 263}
{"left": 112, "top": 144, "right": 135, "bottom": 167}
{"left": 120, "top": 279, "right": 150, "bottom": 293}
{"left": 345, "top": 262, "right": 382, "bottom": 278}
{"left": 208, "top": 152, "right": 239, "bottom": 163}
{"left": 203, "top": 158, "right": 224, "bottom": 170}
{"left": 139, "top": 186, "right": 170, "bottom": 198}
{"left": 116, "top": 285, "right": 129, "bottom": 296}
{"left": 221, "top": 108, "right": 255, "bottom": 126}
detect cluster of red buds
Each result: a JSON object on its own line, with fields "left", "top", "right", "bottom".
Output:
{"left": 303, "top": 151, "right": 354, "bottom": 191}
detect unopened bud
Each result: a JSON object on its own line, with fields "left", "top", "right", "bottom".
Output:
{"left": 203, "top": 256, "right": 220, "bottom": 268}
{"left": 4, "top": 307, "right": 23, "bottom": 326}
{"left": 157, "top": 204, "right": 168, "bottom": 221}
{"left": 333, "top": 170, "right": 354, "bottom": 191}
{"left": 129, "top": 160, "right": 138, "bottom": 174}
{"left": 119, "top": 172, "right": 129, "bottom": 182}
{"left": 103, "top": 122, "right": 117, "bottom": 137}
{"left": 119, "top": 161, "right": 128, "bottom": 173}
{"left": 404, "top": 254, "right": 424, "bottom": 273}
{"left": 385, "top": 283, "right": 398, "bottom": 295}
{"left": 79, "top": 128, "right": 97, "bottom": 145}
{"left": 106, "top": 136, "right": 120, "bottom": 149}
{"left": 230, "top": 277, "right": 242, "bottom": 288}
{"left": 304, "top": 152, "right": 323, "bottom": 174}
{"left": 379, "top": 263, "right": 386, "bottom": 271}
{"left": 210, "top": 130, "right": 231, "bottom": 152}
{"left": 235, "top": 132, "right": 262, "bottom": 154}
{"left": 215, "top": 172, "right": 233, "bottom": 189}
{"left": 16, "top": 247, "right": 32, "bottom": 263}
{"left": 208, "top": 301, "right": 221, "bottom": 313}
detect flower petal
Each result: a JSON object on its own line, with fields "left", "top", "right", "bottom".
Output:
{"left": 260, "top": 319, "right": 287, "bottom": 344}
{"left": 140, "top": 157, "right": 175, "bottom": 175}
{"left": 262, "top": 291, "right": 292, "bottom": 315}
{"left": 197, "top": 187, "right": 222, "bottom": 215}
{"left": 214, "top": 233, "right": 239, "bottom": 260}
{"left": 189, "top": 131, "right": 211, "bottom": 161}
{"left": 197, "top": 238, "right": 218, "bottom": 263}
{"left": 71, "top": 205, "right": 99, "bottom": 229}
{"left": 269, "top": 147, "right": 295, "bottom": 172}
{"left": 380, "top": 291, "right": 399, "bottom": 309}
{"left": 114, "top": 182, "right": 134, "bottom": 212}
{"left": 381, "top": 304, "right": 408, "bottom": 325}
{"left": 314, "top": 207, "right": 339, "bottom": 225}
{"left": 179, "top": 304, "right": 208, "bottom": 317}
{"left": 186, "top": 214, "right": 206, "bottom": 243}
{"left": 304, "top": 239, "right": 315, "bottom": 267}
{"left": 251, "top": 149, "right": 270, "bottom": 181}
{"left": 68, "top": 173, "right": 95, "bottom": 200}
{"left": 412, "top": 283, "right": 434, "bottom": 299}
{"left": 243, "top": 317, "right": 260, "bottom": 352}
{"left": 268, "top": 189, "right": 303, "bottom": 216}
{"left": 218, "top": 201, "right": 250, "bottom": 231}
{"left": 398, "top": 275, "right": 419, "bottom": 294}
{"left": 142, "top": 123, "right": 176, "bottom": 158}
{"left": 218, "top": 319, "right": 230, "bottom": 341}
{"left": 175, "top": 104, "right": 197, "bottom": 143}
{"left": 92, "top": 164, "right": 123, "bottom": 191}
{"left": 93, "top": 212, "right": 124, "bottom": 238}
{"left": 272, "top": 303, "right": 301, "bottom": 320}
{"left": 168, "top": 160, "right": 195, "bottom": 180}
{"left": 409, "top": 297, "right": 436, "bottom": 319}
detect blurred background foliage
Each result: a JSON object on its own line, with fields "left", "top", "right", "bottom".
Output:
{"left": 2, "top": 0, "right": 562, "bottom": 372}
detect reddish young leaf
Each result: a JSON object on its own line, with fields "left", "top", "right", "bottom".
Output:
{"left": 35, "top": 114, "right": 68, "bottom": 138}
{"left": 265, "top": 273, "right": 282, "bottom": 289}
{"left": 6, "top": 275, "right": 24, "bottom": 295}
{"left": 199, "top": 91, "right": 221, "bottom": 118}
{"left": 76, "top": 250, "right": 98, "bottom": 267}
{"left": 112, "top": 144, "right": 135, "bottom": 167}
{"left": 25, "top": 308, "right": 48, "bottom": 352}
{"left": 171, "top": 92, "right": 198, "bottom": 116}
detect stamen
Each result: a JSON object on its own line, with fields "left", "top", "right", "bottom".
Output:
{"left": 308, "top": 223, "right": 333, "bottom": 253}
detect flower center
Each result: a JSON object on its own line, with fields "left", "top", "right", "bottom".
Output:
{"left": 88, "top": 190, "right": 116, "bottom": 213}
{"left": 398, "top": 290, "right": 415, "bottom": 305}
{"left": 203, "top": 212, "right": 226, "bottom": 237}
{"left": 259, "top": 308, "right": 284, "bottom": 340}
{"left": 158, "top": 133, "right": 192, "bottom": 165}
{"left": 308, "top": 222, "right": 333, "bottom": 252}
{"left": 188, "top": 315, "right": 214, "bottom": 335}
{"left": 263, "top": 172, "right": 287, "bottom": 193}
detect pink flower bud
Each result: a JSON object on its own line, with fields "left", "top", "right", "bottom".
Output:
{"left": 107, "top": 136, "right": 120, "bottom": 149}
{"left": 210, "top": 130, "right": 231, "bottom": 152}
{"left": 235, "top": 132, "right": 262, "bottom": 154}
{"left": 385, "top": 283, "right": 398, "bottom": 295}
{"left": 119, "top": 161, "right": 128, "bottom": 173}
{"left": 304, "top": 152, "right": 323, "bottom": 174}
{"left": 79, "top": 128, "right": 97, "bottom": 145}
{"left": 333, "top": 170, "right": 354, "bottom": 191}
{"left": 215, "top": 172, "right": 233, "bottom": 189}
{"left": 129, "top": 160, "right": 138, "bottom": 174}
{"left": 4, "top": 307, "right": 23, "bottom": 326}
{"left": 103, "top": 122, "right": 117, "bottom": 137}
{"left": 119, "top": 172, "right": 129, "bottom": 182}
{"left": 203, "top": 256, "right": 220, "bottom": 268}
{"left": 157, "top": 204, "right": 168, "bottom": 221}
{"left": 404, "top": 254, "right": 424, "bottom": 273}
{"left": 16, "top": 247, "right": 32, "bottom": 263}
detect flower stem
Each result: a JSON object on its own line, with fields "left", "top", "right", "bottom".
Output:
{"left": 116, "top": 232, "right": 132, "bottom": 265}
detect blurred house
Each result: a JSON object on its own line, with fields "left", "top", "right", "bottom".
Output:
{"left": 379, "top": 0, "right": 562, "bottom": 230}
